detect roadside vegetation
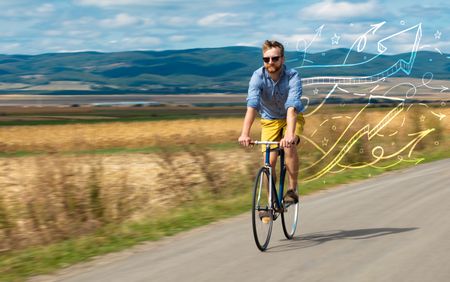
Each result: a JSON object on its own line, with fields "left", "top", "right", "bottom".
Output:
{"left": 0, "top": 104, "right": 449, "bottom": 281}
{"left": 0, "top": 105, "right": 245, "bottom": 127}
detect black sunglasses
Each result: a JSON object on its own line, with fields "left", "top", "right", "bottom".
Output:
{"left": 262, "top": 56, "right": 281, "bottom": 63}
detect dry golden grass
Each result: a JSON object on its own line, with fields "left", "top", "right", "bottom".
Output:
{"left": 0, "top": 149, "right": 257, "bottom": 251}
{"left": 0, "top": 105, "right": 448, "bottom": 153}
{"left": 0, "top": 118, "right": 248, "bottom": 152}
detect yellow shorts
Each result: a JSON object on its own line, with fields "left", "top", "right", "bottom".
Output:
{"left": 260, "top": 113, "right": 305, "bottom": 152}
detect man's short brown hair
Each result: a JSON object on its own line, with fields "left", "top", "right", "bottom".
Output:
{"left": 262, "top": 40, "right": 284, "bottom": 57}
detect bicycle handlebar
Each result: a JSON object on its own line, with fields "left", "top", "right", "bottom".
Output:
{"left": 250, "top": 141, "right": 280, "bottom": 145}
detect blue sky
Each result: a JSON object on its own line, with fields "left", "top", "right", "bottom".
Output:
{"left": 0, "top": 0, "right": 448, "bottom": 55}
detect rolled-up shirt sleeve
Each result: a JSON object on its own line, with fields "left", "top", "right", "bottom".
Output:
{"left": 285, "top": 70, "right": 304, "bottom": 113}
{"left": 247, "top": 71, "right": 262, "bottom": 110}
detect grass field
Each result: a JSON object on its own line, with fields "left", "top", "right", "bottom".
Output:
{"left": 0, "top": 103, "right": 449, "bottom": 281}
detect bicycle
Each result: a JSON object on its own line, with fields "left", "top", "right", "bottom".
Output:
{"left": 251, "top": 141, "right": 299, "bottom": 251}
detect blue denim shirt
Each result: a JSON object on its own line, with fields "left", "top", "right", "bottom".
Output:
{"left": 247, "top": 65, "right": 304, "bottom": 120}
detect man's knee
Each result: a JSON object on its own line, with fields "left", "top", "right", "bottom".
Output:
{"left": 284, "top": 146, "right": 298, "bottom": 157}
{"left": 269, "top": 158, "right": 278, "bottom": 168}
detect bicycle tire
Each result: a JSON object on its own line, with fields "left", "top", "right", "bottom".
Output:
{"left": 281, "top": 168, "right": 299, "bottom": 240}
{"left": 252, "top": 167, "right": 273, "bottom": 251}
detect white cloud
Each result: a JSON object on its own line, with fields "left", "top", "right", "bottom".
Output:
{"left": 31, "top": 38, "right": 84, "bottom": 53}
{"left": 76, "top": 0, "right": 150, "bottom": 6}
{"left": 0, "top": 43, "right": 21, "bottom": 53}
{"left": 169, "top": 35, "right": 188, "bottom": 42}
{"left": 68, "top": 30, "right": 101, "bottom": 39}
{"left": 198, "top": 13, "right": 245, "bottom": 27}
{"left": 272, "top": 33, "right": 326, "bottom": 51}
{"left": 63, "top": 17, "right": 96, "bottom": 27}
{"left": 75, "top": 0, "right": 190, "bottom": 7}
{"left": 235, "top": 40, "right": 259, "bottom": 47}
{"left": 390, "top": 42, "right": 427, "bottom": 54}
{"left": 36, "top": 3, "right": 55, "bottom": 14}
{"left": 121, "top": 36, "right": 161, "bottom": 46}
{"left": 142, "top": 18, "right": 155, "bottom": 26}
{"left": 44, "top": 30, "right": 63, "bottom": 36}
{"left": 100, "top": 13, "right": 139, "bottom": 28}
{"left": 0, "top": 30, "right": 16, "bottom": 37}
{"left": 162, "top": 16, "right": 191, "bottom": 26}
{"left": 75, "top": 0, "right": 258, "bottom": 7}
{"left": 56, "top": 48, "right": 100, "bottom": 53}
{"left": 4, "top": 3, "right": 55, "bottom": 18}
{"left": 426, "top": 41, "right": 450, "bottom": 53}
{"left": 300, "top": 0, "right": 381, "bottom": 21}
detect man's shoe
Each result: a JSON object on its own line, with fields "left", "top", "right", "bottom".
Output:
{"left": 258, "top": 211, "right": 271, "bottom": 224}
{"left": 283, "top": 189, "right": 299, "bottom": 204}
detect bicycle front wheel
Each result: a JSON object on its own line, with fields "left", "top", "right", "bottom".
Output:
{"left": 252, "top": 167, "right": 273, "bottom": 251}
{"left": 281, "top": 175, "right": 299, "bottom": 240}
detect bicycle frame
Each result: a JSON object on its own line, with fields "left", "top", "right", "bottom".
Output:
{"left": 251, "top": 140, "right": 300, "bottom": 250}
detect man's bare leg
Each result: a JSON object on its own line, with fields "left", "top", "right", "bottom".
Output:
{"left": 283, "top": 145, "right": 298, "bottom": 190}
{"left": 269, "top": 150, "right": 278, "bottom": 184}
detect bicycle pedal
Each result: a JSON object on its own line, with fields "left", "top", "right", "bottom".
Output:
{"left": 274, "top": 207, "right": 284, "bottom": 213}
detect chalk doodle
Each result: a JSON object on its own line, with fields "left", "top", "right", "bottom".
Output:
{"left": 289, "top": 22, "right": 448, "bottom": 182}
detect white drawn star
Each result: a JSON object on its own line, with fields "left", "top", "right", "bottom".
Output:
{"left": 313, "top": 88, "right": 319, "bottom": 95}
{"left": 434, "top": 30, "right": 442, "bottom": 40}
{"left": 420, "top": 115, "right": 426, "bottom": 122}
{"left": 331, "top": 33, "right": 340, "bottom": 45}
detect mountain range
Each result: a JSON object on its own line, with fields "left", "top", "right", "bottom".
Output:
{"left": 0, "top": 47, "right": 448, "bottom": 94}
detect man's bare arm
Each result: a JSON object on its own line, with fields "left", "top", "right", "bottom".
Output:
{"left": 238, "top": 107, "right": 257, "bottom": 147}
{"left": 280, "top": 107, "right": 297, "bottom": 148}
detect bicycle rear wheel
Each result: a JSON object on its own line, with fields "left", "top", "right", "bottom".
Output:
{"left": 281, "top": 173, "right": 299, "bottom": 240}
{"left": 252, "top": 167, "right": 273, "bottom": 251}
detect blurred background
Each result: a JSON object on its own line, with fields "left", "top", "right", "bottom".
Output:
{"left": 0, "top": 0, "right": 449, "bottom": 280}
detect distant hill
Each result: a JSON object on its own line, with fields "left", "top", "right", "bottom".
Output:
{"left": 0, "top": 47, "right": 448, "bottom": 94}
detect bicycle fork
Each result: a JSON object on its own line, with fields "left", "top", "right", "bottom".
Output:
{"left": 263, "top": 144, "right": 275, "bottom": 214}
{"left": 268, "top": 166, "right": 273, "bottom": 212}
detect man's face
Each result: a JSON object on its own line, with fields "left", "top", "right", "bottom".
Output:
{"left": 263, "top": 47, "right": 284, "bottom": 74}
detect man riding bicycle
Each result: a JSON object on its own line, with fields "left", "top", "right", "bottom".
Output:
{"left": 238, "top": 40, "right": 305, "bottom": 204}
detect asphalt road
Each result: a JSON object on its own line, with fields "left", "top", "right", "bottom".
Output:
{"left": 31, "top": 159, "right": 450, "bottom": 282}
